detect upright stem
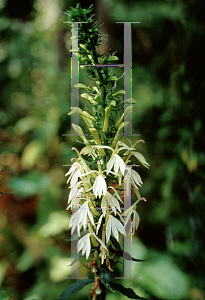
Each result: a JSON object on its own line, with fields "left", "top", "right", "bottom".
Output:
{"left": 90, "top": 41, "right": 108, "bottom": 152}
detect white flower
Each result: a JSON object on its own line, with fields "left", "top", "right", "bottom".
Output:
{"left": 93, "top": 174, "right": 107, "bottom": 198}
{"left": 106, "top": 214, "right": 125, "bottom": 243}
{"left": 124, "top": 208, "right": 140, "bottom": 236}
{"left": 132, "top": 151, "right": 150, "bottom": 168}
{"left": 131, "top": 169, "right": 143, "bottom": 188}
{"left": 69, "top": 201, "right": 95, "bottom": 235}
{"left": 78, "top": 201, "right": 95, "bottom": 231}
{"left": 107, "top": 153, "right": 125, "bottom": 175}
{"left": 123, "top": 198, "right": 146, "bottom": 235}
{"left": 101, "top": 191, "right": 121, "bottom": 217}
{"left": 77, "top": 233, "right": 91, "bottom": 259}
{"left": 124, "top": 167, "right": 143, "bottom": 196}
{"left": 69, "top": 210, "right": 80, "bottom": 235}
{"left": 77, "top": 232, "right": 107, "bottom": 260}
{"left": 92, "top": 144, "right": 127, "bottom": 176}
{"left": 65, "top": 162, "right": 81, "bottom": 186}
{"left": 67, "top": 182, "right": 83, "bottom": 210}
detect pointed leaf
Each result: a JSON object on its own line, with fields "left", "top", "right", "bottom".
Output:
{"left": 110, "top": 283, "right": 149, "bottom": 299}
{"left": 100, "top": 268, "right": 114, "bottom": 292}
{"left": 68, "top": 252, "right": 83, "bottom": 267}
{"left": 110, "top": 236, "right": 122, "bottom": 251}
{"left": 56, "top": 279, "right": 94, "bottom": 300}
{"left": 64, "top": 230, "right": 89, "bottom": 241}
{"left": 123, "top": 252, "right": 147, "bottom": 262}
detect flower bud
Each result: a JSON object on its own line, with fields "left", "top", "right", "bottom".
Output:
{"left": 107, "top": 55, "right": 119, "bottom": 62}
{"left": 112, "top": 89, "right": 126, "bottom": 97}
{"left": 89, "top": 128, "right": 105, "bottom": 156}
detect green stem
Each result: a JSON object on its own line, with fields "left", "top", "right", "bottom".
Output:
{"left": 90, "top": 40, "right": 108, "bottom": 152}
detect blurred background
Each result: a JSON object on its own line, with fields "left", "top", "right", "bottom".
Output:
{"left": 0, "top": 0, "right": 205, "bottom": 299}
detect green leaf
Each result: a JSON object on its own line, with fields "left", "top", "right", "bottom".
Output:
{"left": 68, "top": 253, "right": 83, "bottom": 267}
{"left": 110, "top": 283, "right": 149, "bottom": 300}
{"left": 0, "top": 290, "right": 10, "bottom": 300}
{"left": 109, "top": 239, "right": 146, "bottom": 262}
{"left": 122, "top": 251, "right": 147, "bottom": 262}
{"left": 110, "top": 236, "right": 122, "bottom": 251}
{"left": 56, "top": 279, "right": 94, "bottom": 300}
{"left": 65, "top": 230, "right": 89, "bottom": 241}
{"left": 100, "top": 268, "right": 114, "bottom": 292}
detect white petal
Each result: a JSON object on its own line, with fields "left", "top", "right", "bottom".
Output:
{"left": 93, "top": 145, "right": 114, "bottom": 152}
{"left": 132, "top": 211, "right": 140, "bottom": 235}
{"left": 117, "top": 155, "right": 125, "bottom": 175}
{"left": 133, "top": 152, "right": 150, "bottom": 168}
{"left": 114, "top": 156, "right": 119, "bottom": 175}
{"left": 106, "top": 216, "right": 112, "bottom": 243}
{"left": 93, "top": 176, "right": 100, "bottom": 198}
{"left": 132, "top": 169, "right": 143, "bottom": 187}
{"left": 92, "top": 233, "right": 107, "bottom": 250}
{"left": 85, "top": 236, "right": 91, "bottom": 259}
{"left": 96, "top": 214, "right": 104, "bottom": 235}
{"left": 107, "top": 192, "right": 121, "bottom": 214}
{"left": 108, "top": 186, "right": 123, "bottom": 204}
{"left": 88, "top": 209, "right": 95, "bottom": 227}
{"left": 106, "top": 156, "right": 115, "bottom": 174}
{"left": 70, "top": 170, "right": 80, "bottom": 187}
{"left": 112, "top": 216, "right": 125, "bottom": 236}
{"left": 110, "top": 216, "right": 119, "bottom": 241}
{"left": 101, "top": 177, "right": 107, "bottom": 196}
{"left": 124, "top": 210, "right": 132, "bottom": 227}
{"left": 101, "top": 196, "right": 107, "bottom": 217}
{"left": 77, "top": 234, "right": 86, "bottom": 252}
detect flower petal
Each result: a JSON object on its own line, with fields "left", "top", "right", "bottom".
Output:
{"left": 107, "top": 156, "right": 115, "bottom": 175}
{"left": 106, "top": 216, "right": 112, "bottom": 243}
{"left": 132, "top": 210, "right": 140, "bottom": 235}
{"left": 101, "top": 196, "right": 107, "bottom": 217}
{"left": 133, "top": 152, "right": 150, "bottom": 168}
{"left": 110, "top": 216, "right": 119, "bottom": 241}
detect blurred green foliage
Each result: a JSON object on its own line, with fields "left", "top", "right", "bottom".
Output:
{"left": 0, "top": 0, "right": 205, "bottom": 299}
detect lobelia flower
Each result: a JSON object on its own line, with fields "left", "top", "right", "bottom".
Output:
{"left": 101, "top": 191, "right": 121, "bottom": 217}
{"left": 77, "top": 233, "right": 91, "bottom": 260}
{"left": 123, "top": 198, "right": 146, "bottom": 235}
{"left": 93, "top": 174, "right": 107, "bottom": 198}
{"left": 69, "top": 201, "right": 95, "bottom": 235}
{"left": 67, "top": 181, "right": 83, "bottom": 210}
{"left": 106, "top": 214, "right": 125, "bottom": 243}
{"left": 131, "top": 151, "right": 150, "bottom": 168}
{"left": 95, "top": 143, "right": 126, "bottom": 176}
{"left": 124, "top": 209, "right": 140, "bottom": 236}
{"left": 77, "top": 231, "right": 108, "bottom": 260}
{"left": 92, "top": 161, "right": 107, "bottom": 198}
{"left": 124, "top": 167, "right": 143, "bottom": 197}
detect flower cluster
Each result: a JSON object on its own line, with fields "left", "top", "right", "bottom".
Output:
{"left": 66, "top": 138, "right": 149, "bottom": 262}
